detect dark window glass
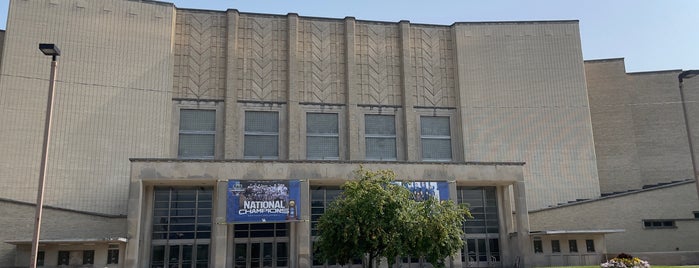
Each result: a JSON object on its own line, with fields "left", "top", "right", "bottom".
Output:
{"left": 586, "top": 239, "right": 595, "bottom": 252}
{"left": 551, "top": 240, "right": 561, "bottom": 253}
{"left": 58, "top": 251, "right": 70, "bottom": 265}
{"left": 83, "top": 250, "right": 94, "bottom": 264}
{"left": 569, "top": 240, "right": 578, "bottom": 253}
{"left": 458, "top": 187, "right": 499, "bottom": 234}
{"left": 36, "top": 251, "right": 45, "bottom": 266}
{"left": 107, "top": 247, "right": 119, "bottom": 264}
{"left": 533, "top": 240, "right": 543, "bottom": 253}
{"left": 643, "top": 220, "right": 676, "bottom": 229}
{"left": 694, "top": 212, "right": 699, "bottom": 219}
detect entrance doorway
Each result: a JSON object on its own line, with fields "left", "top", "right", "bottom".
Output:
{"left": 233, "top": 223, "right": 290, "bottom": 268}
{"left": 463, "top": 238, "right": 500, "bottom": 268}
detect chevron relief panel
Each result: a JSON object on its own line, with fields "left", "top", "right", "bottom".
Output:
{"left": 174, "top": 11, "right": 227, "bottom": 100}
{"left": 410, "top": 26, "right": 456, "bottom": 107}
{"left": 355, "top": 23, "right": 402, "bottom": 106}
{"left": 237, "top": 15, "right": 288, "bottom": 102}
{"left": 298, "top": 19, "right": 346, "bottom": 104}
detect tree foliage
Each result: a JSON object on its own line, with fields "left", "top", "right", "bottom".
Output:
{"left": 315, "top": 167, "right": 471, "bottom": 268}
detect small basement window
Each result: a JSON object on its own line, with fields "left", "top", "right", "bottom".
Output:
{"left": 643, "top": 220, "right": 676, "bottom": 229}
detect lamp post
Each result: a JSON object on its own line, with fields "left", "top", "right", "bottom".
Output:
{"left": 30, "top": 43, "right": 60, "bottom": 268}
{"left": 678, "top": 70, "right": 699, "bottom": 199}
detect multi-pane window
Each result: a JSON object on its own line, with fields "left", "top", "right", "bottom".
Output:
{"left": 420, "top": 116, "right": 452, "bottom": 161}
{"left": 551, "top": 240, "right": 561, "bottom": 253}
{"left": 152, "top": 187, "right": 212, "bottom": 240}
{"left": 365, "top": 114, "right": 396, "bottom": 160}
{"left": 58, "top": 251, "right": 69, "bottom": 265}
{"left": 107, "top": 244, "right": 119, "bottom": 264}
{"left": 643, "top": 220, "right": 676, "bottom": 229}
{"left": 569, "top": 240, "right": 578, "bottom": 253}
{"left": 245, "top": 111, "right": 279, "bottom": 159}
{"left": 83, "top": 250, "right": 94, "bottom": 265}
{"left": 306, "top": 113, "right": 339, "bottom": 160}
{"left": 178, "top": 109, "right": 216, "bottom": 159}
{"left": 311, "top": 186, "right": 344, "bottom": 267}
{"left": 458, "top": 187, "right": 499, "bottom": 234}
{"left": 151, "top": 187, "right": 212, "bottom": 268}
{"left": 533, "top": 239, "right": 543, "bottom": 253}
{"left": 585, "top": 239, "right": 596, "bottom": 252}
{"left": 36, "top": 251, "right": 44, "bottom": 266}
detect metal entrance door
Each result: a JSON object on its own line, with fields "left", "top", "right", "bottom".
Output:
{"left": 150, "top": 244, "right": 209, "bottom": 268}
{"left": 463, "top": 238, "right": 500, "bottom": 267}
{"left": 234, "top": 240, "right": 289, "bottom": 268}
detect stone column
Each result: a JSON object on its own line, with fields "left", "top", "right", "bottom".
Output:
{"left": 211, "top": 180, "right": 229, "bottom": 267}
{"left": 296, "top": 179, "right": 312, "bottom": 266}
{"left": 448, "top": 180, "right": 463, "bottom": 268}
{"left": 513, "top": 181, "right": 531, "bottom": 267}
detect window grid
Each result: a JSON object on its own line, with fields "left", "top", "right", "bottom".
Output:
{"left": 107, "top": 244, "right": 119, "bottom": 264}
{"left": 245, "top": 111, "right": 280, "bottom": 159}
{"left": 310, "top": 187, "right": 344, "bottom": 267}
{"left": 585, "top": 240, "right": 595, "bottom": 252}
{"left": 306, "top": 113, "right": 339, "bottom": 160}
{"left": 83, "top": 250, "right": 95, "bottom": 265}
{"left": 457, "top": 187, "right": 499, "bottom": 234}
{"left": 178, "top": 109, "right": 216, "bottom": 159}
{"left": 365, "top": 114, "right": 397, "bottom": 161}
{"left": 551, "top": 240, "right": 561, "bottom": 253}
{"left": 420, "top": 116, "right": 452, "bottom": 161}
{"left": 569, "top": 240, "right": 578, "bottom": 253}
{"left": 643, "top": 219, "right": 676, "bottom": 229}
{"left": 152, "top": 187, "right": 213, "bottom": 240}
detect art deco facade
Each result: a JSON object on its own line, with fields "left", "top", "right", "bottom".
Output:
{"left": 0, "top": 0, "right": 697, "bottom": 267}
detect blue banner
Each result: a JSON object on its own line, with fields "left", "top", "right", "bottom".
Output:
{"left": 402, "top": 181, "right": 450, "bottom": 201}
{"left": 227, "top": 180, "right": 301, "bottom": 223}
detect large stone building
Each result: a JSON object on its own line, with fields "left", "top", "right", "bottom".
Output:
{"left": 0, "top": 0, "right": 696, "bottom": 267}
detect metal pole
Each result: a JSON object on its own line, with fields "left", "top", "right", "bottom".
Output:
{"left": 29, "top": 57, "right": 58, "bottom": 268}
{"left": 679, "top": 70, "right": 699, "bottom": 199}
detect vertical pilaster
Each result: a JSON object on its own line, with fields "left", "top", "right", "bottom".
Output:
{"left": 399, "top": 20, "right": 418, "bottom": 161}
{"left": 513, "top": 181, "right": 532, "bottom": 267}
{"left": 287, "top": 13, "right": 301, "bottom": 160}
{"left": 345, "top": 17, "right": 360, "bottom": 160}
{"left": 296, "top": 179, "right": 311, "bottom": 266}
{"left": 212, "top": 180, "right": 229, "bottom": 267}
{"left": 452, "top": 25, "right": 468, "bottom": 162}
{"left": 224, "top": 10, "right": 240, "bottom": 158}
{"left": 498, "top": 185, "right": 514, "bottom": 266}
{"left": 448, "top": 180, "right": 462, "bottom": 268}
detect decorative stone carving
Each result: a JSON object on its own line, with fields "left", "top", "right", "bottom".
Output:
{"left": 410, "top": 26, "right": 456, "bottom": 107}
{"left": 356, "top": 23, "right": 402, "bottom": 106}
{"left": 174, "top": 11, "right": 227, "bottom": 100}
{"left": 237, "top": 15, "right": 288, "bottom": 102}
{"left": 297, "top": 19, "right": 346, "bottom": 104}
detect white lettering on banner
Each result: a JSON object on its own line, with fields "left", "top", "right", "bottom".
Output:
{"left": 238, "top": 200, "right": 288, "bottom": 215}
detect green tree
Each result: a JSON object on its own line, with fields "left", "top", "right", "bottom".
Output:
{"left": 315, "top": 167, "right": 471, "bottom": 268}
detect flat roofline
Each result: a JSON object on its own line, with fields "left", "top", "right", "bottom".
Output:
{"left": 628, "top": 69, "right": 682, "bottom": 75}
{"left": 6, "top": 238, "right": 128, "bottom": 246}
{"left": 149, "top": 0, "right": 578, "bottom": 27}
{"left": 584, "top": 58, "right": 625, "bottom": 63}
{"left": 530, "top": 179, "right": 695, "bottom": 213}
{"left": 129, "top": 158, "right": 526, "bottom": 166}
{"left": 530, "top": 229, "right": 625, "bottom": 235}
{"left": 0, "top": 197, "right": 126, "bottom": 218}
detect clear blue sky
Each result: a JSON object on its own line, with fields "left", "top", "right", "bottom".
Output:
{"left": 1, "top": 0, "right": 697, "bottom": 72}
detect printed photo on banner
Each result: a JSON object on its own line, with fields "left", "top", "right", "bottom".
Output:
{"left": 402, "top": 181, "right": 450, "bottom": 201}
{"left": 227, "top": 180, "right": 301, "bottom": 223}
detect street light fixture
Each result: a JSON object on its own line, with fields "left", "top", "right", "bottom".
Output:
{"left": 678, "top": 70, "right": 699, "bottom": 199}
{"left": 30, "top": 43, "right": 61, "bottom": 268}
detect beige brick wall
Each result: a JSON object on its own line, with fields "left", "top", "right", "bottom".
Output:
{"left": 454, "top": 22, "right": 600, "bottom": 209}
{"left": 529, "top": 182, "right": 699, "bottom": 253}
{"left": 629, "top": 71, "right": 693, "bottom": 186}
{"left": 585, "top": 59, "right": 643, "bottom": 193}
{"left": 0, "top": 0, "right": 174, "bottom": 214}
{"left": 0, "top": 200, "right": 126, "bottom": 267}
